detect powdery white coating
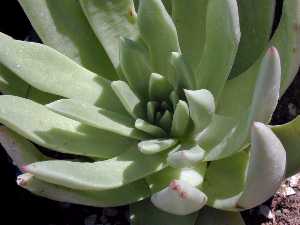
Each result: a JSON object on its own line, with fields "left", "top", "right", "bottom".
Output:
{"left": 151, "top": 180, "right": 207, "bottom": 215}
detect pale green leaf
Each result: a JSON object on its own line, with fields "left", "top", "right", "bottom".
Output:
{"left": 25, "top": 146, "right": 172, "bottom": 190}
{"left": 172, "top": 0, "right": 208, "bottom": 72}
{"left": 18, "top": 173, "right": 150, "bottom": 207}
{"left": 0, "top": 95, "right": 135, "bottom": 158}
{"left": 196, "top": 0, "right": 240, "bottom": 101}
{"left": 0, "top": 33, "right": 125, "bottom": 113}
{"left": 19, "top": 0, "right": 117, "bottom": 79}
{"left": 138, "top": 139, "right": 178, "bottom": 155}
{"left": 79, "top": 0, "right": 138, "bottom": 70}
{"left": 137, "top": 0, "right": 180, "bottom": 76}
{"left": 135, "top": 119, "right": 167, "bottom": 138}
{"left": 47, "top": 99, "right": 150, "bottom": 140}
{"left": 149, "top": 73, "right": 173, "bottom": 101}
{"left": 171, "top": 100, "right": 190, "bottom": 138}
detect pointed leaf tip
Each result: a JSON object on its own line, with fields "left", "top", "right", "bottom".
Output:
{"left": 151, "top": 180, "right": 207, "bottom": 215}
{"left": 238, "top": 122, "right": 286, "bottom": 209}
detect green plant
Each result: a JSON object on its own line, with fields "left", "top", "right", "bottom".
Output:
{"left": 0, "top": 0, "right": 300, "bottom": 224}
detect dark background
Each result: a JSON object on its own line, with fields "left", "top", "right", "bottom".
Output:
{"left": 0, "top": 1, "right": 295, "bottom": 225}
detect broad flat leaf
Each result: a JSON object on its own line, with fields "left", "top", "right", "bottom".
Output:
{"left": 19, "top": 0, "right": 117, "bottom": 79}
{"left": 24, "top": 145, "right": 174, "bottom": 190}
{"left": 184, "top": 89, "right": 215, "bottom": 133}
{"left": 196, "top": 0, "right": 240, "bottom": 101}
{"left": 172, "top": 0, "right": 208, "bottom": 72}
{"left": 138, "top": 0, "right": 180, "bottom": 76}
{"left": 0, "top": 33, "right": 125, "bottom": 113}
{"left": 205, "top": 47, "right": 281, "bottom": 161}
{"left": 238, "top": 123, "right": 286, "bottom": 209}
{"left": 202, "top": 151, "right": 249, "bottom": 210}
{"left": 111, "top": 81, "right": 145, "bottom": 119}
{"left": 18, "top": 173, "right": 150, "bottom": 207}
{"left": 130, "top": 199, "right": 198, "bottom": 225}
{"left": 195, "top": 207, "right": 245, "bottom": 225}
{"left": 119, "top": 38, "right": 152, "bottom": 100}
{"left": 0, "top": 95, "right": 135, "bottom": 158}
{"left": 272, "top": 116, "right": 300, "bottom": 177}
{"left": 26, "top": 87, "right": 59, "bottom": 105}
{"left": 79, "top": 0, "right": 138, "bottom": 69}
{"left": 151, "top": 180, "right": 207, "bottom": 215}
{"left": 0, "top": 126, "right": 47, "bottom": 168}
{"left": 47, "top": 99, "right": 149, "bottom": 140}
{"left": 218, "top": 0, "right": 300, "bottom": 118}
{"left": 230, "top": 0, "right": 275, "bottom": 78}
{"left": 171, "top": 100, "right": 190, "bottom": 138}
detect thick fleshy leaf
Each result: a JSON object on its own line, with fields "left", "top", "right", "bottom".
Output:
{"left": 19, "top": 0, "right": 117, "bottom": 79}
{"left": 151, "top": 179, "right": 207, "bottom": 215}
{"left": 149, "top": 73, "right": 173, "bottom": 101}
{"left": 138, "top": 139, "right": 178, "bottom": 155}
{"left": 158, "top": 110, "right": 172, "bottom": 132}
{"left": 172, "top": 0, "right": 208, "bottom": 72}
{"left": 202, "top": 151, "right": 249, "bottom": 210}
{"left": 146, "top": 164, "right": 207, "bottom": 193}
{"left": 205, "top": 47, "right": 281, "bottom": 161}
{"left": 184, "top": 89, "right": 215, "bottom": 133}
{"left": 0, "top": 33, "right": 125, "bottom": 113}
{"left": 18, "top": 173, "right": 150, "bottom": 207}
{"left": 47, "top": 99, "right": 149, "bottom": 140}
{"left": 119, "top": 38, "right": 152, "bottom": 99}
{"left": 196, "top": 0, "right": 240, "bottom": 101}
{"left": 230, "top": 0, "right": 275, "bottom": 77}
{"left": 167, "top": 145, "right": 205, "bottom": 168}
{"left": 272, "top": 116, "right": 300, "bottom": 177}
{"left": 135, "top": 119, "right": 167, "bottom": 138}
{"left": 24, "top": 146, "right": 176, "bottom": 190}
{"left": 170, "top": 52, "right": 196, "bottom": 90}
{"left": 138, "top": 0, "right": 180, "bottom": 76}
{"left": 218, "top": 0, "right": 300, "bottom": 118}
{"left": 130, "top": 199, "right": 199, "bottom": 225}
{"left": 111, "top": 81, "right": 145, "bottom": 119}
{"left": 0, "top": 127, "right": 47, "bottom": 168}
{"left": 171, "top": 100, "right": 190, "bottom": 138}
{"left": 238, "top": 123, "right": 286, "bottom": 209}
{"left": 147, "top": 101, "right": 158, "bottom": 123}
{"left": 195, "top": 207, "right": 245, "bottom": 225}
{"left": 0, "top": 95, "right": 134, "bottom": 158}
{"left": 79, "top": 0, "right": 138, "bottom": 69}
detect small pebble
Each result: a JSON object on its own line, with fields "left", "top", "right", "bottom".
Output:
{"left": 259, "top": 205, "right": 274, "bottom": 219}
{"left": 84, "top": 214, "right": 97, "bottom": 225}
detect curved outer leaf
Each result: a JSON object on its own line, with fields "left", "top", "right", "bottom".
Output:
{"left": 79, "top": 0, "right": 138, "bottom": 69}
{"left": 0, "top": 95, "right": 135, "bottom": 158}
{"left": 196, "top": 0, "right": 240, "bottom": 101}
{"left": 272, "top": 116, "right": 300, "bottom": 177}
{"left": 17, "top": 173, "right": 150, "bottom": 207}
{"left": 218, "top": 0, "right": 300, "bottom": 118}
{"left": 137, "top": 0, "right": 180, "bottom": 77}
{"left": 0, "top": 126, "right": 47, "bottom": 168}
{"left": 151, "top": 180, "right": 207, "bottom": 215}
{"left": 238, "top": 123, "right": 286, "bottom": 210}
{"left": 205, "top": 47, "right": 281, "bottom": 161}
{"left": 24, "top": 146, "right": 179, "bottom": 191}
{"left": 18, "top": 0, "right": 117, "bottom": 80}
{"left": 171, "top": 0, "right": 208, "bottom": 72}
{"left": 47, "top": 99, "right": 149, "bottom": 140}
{"left": 0, "top": 33, "right": 125, "bottom": 113}
{"left": 130, "top": 199, "right": 198, "bottom": 225}
{"left": 230, "top": 0, "right": 275, "bottom": 77}
{"left": 195, "top": 207, "right": 245, "bottom": 225}
{"left": 138, "top": 139, "right": 178, "bottom": 155}
{"left": 202, "top": 151, "right": 249, "bottom": 211}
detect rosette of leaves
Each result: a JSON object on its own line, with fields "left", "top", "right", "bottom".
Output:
{"left": 1, "top": 0, "right": 300, "bottom": 224}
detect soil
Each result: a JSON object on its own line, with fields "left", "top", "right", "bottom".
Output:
{"left": 1, "top": 0, "right": 300, "bottom": 225}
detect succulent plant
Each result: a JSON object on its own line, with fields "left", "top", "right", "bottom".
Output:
{"left": 1, "top": 0, "right": 300, "bottom": 224}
